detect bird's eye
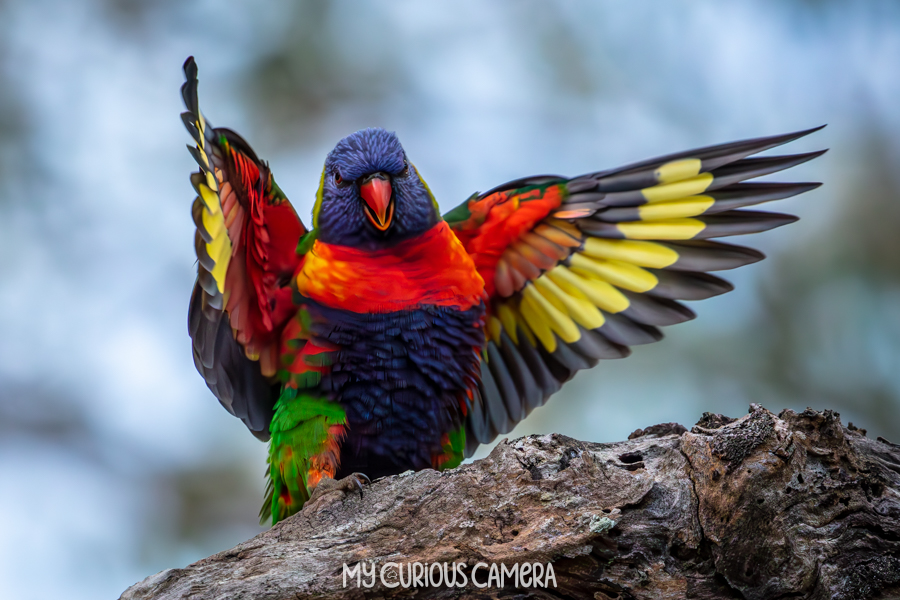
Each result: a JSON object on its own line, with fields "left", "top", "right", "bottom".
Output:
{"left": 399, "top": 161, "right": 410, "bottom": 177}
{"left": 333, "top": 171, "right": 343, "bottom": 185}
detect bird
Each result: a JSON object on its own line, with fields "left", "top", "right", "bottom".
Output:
{"left": 180, "top": 56, "right": 825, "bottom": 525}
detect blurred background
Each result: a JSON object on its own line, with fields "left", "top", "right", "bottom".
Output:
{"left": 1, "top": 0, "right": 899, "bottom": 597}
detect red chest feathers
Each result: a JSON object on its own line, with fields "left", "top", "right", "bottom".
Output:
{"left": 295, "top": 221, "right": 486, "bottom": 313}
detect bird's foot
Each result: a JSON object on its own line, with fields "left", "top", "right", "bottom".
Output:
{"left": 305, "top": 472, "right": 371, "bottom": 513}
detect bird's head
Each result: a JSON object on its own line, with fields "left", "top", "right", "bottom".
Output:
{"left": 313, "top": 128, "right": 440, "bottom": 249}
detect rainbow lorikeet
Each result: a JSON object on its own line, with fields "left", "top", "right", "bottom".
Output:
{"left": 181, "top": 57, "right": 824, "bottom": 525}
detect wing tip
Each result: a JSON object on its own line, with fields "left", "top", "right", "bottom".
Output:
{"left": 795, "top": 181, "right": 823, "bottom": 193}
{"left": 764, "top": 124, "right": 827, "bottom": 148}
{"left": 788, "top": 123, "right": 827, "bottom": 138}
{"left": 181, "top": 56, "right": 200, "bottom": 117}
{"left": 797, "top": 148, "right": 829, "bottom": 161}
{"left": 752, "top": 148, "right": 828, "bottom": 166}
{"left": 183, "top": 56, "right": 197, "bottom": 78}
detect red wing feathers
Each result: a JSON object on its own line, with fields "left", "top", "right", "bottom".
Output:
{"left": 449, "top": 185, "right": 566, "bottom": 298}
{"left": 183, "top": 57, "right": 306, "bottom": 439}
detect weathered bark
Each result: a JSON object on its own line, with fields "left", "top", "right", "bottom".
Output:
{"left": 120, "top": 405, "right": 900, "bottom": 600}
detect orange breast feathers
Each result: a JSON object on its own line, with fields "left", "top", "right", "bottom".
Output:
{"left": 295, "top": 221, "right": 486, "bottom": 313}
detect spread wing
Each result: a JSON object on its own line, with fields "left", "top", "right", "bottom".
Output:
{"left": 448, "top": 126, "right": 826, "bottom": 456}
{"left": 182, "top": 57, "right": 307, "bottom": 440}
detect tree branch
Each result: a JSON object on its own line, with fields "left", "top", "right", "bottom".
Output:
{"left": 120, "top": 405, "right": 900, "bottom": 599}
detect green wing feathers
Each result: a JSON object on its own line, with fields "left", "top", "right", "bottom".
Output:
{"left": 459, "top": 127, "right": 826, "bottom": 455}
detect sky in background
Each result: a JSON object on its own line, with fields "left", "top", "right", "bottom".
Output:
{"left": 1, "top": 1, "right": 899, "bottom": 598}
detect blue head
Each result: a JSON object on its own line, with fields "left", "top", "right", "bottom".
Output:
{"left": 314, "top": 128, "right": 439, "bottom": 249}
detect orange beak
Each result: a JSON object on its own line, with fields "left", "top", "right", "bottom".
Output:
{"left": 359, "top": 173, "right": 394, "bottom": 231}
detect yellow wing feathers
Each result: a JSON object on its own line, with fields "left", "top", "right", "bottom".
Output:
{"left": 581, "top": 238, "right": 679, "bottom": 268}
{"left": 482, "top": 127, "right": 825, "bottom": 389}
{"left": 184, "top": 57, "right": 313, "bottom": 443}
{"left": 654, "top": 157, "right": 702, "bottom": 184}
{"left": 189, "top": 112, "right": 234, "bottom": 299}
{"left": 613, "top": 219, "right": 709, "bottom": 241}
{"left": 181, "top": 62, "right": 236, "bottom": 301}
{"left": 464, "top": 127, "right": 827, "bottom": 454}
{"left": 492, "top": 244, "right": 682, "bottom": 356}
{"left": 641, "top": 172, "right": 714, "bottom": 203}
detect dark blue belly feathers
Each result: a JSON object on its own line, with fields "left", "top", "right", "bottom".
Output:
{"left": 303, "top": 298, "right": 486, "bottom": 479}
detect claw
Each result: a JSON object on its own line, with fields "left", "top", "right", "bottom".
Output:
{"left": 349, "top": 472, "right": 370, "bottom": 499}
{"left": 305, "top": 472, "right": 371, "bottom": 513}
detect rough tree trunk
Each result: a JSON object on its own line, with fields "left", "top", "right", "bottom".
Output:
{"left": 120, "top": 405, "right": 900, "bottom": 600}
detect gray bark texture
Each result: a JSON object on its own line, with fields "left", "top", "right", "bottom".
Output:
{"left": 120, "top": 405, "right": 900, "bottom": 600}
